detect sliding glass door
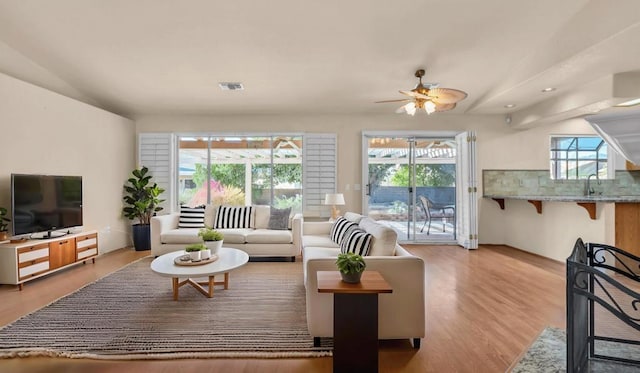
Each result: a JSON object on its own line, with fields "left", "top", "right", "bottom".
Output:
{"left": 364, "top": 134, "right": 457, "bottom": 243}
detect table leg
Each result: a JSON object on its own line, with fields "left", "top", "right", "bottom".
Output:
{"left": 224, "top": 272, "right": 229, "bottom": 289}
{"left": 333, "top": 293, "right": 379, "bottom": 373}
{"left": 172, "top": 277, "right": 179, "bottom": 301}
{"left": 208, "top": 275, "right": 215, "bottom": 297}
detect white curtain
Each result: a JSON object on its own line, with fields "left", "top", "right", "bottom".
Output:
{"left": 455, "top": 131, "right": 478, "bottom": 249}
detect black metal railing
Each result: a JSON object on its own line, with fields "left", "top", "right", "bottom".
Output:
{"left": 567, "top": 238, "right": 640, "bottom": 372}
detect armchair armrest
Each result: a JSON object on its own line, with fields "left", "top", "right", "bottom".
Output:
{"left": 151, "top": 213, "right": 179, "bottom": 252}
{"left": 291, "top": 213, "right": 303, "bottom": 255}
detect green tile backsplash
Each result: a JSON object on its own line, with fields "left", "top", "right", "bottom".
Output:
{"left": 482, "top": 170, "right": 640, "bottom": 197}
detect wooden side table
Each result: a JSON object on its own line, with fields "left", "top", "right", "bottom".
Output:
{"left": 317, "top": 271, "right": 392, "bottom": 373}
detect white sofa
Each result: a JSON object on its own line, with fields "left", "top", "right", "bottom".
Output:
{"left": 302, "top": 212, "right": 426, "bottom": 348}
{"left": 151, "top": 205, "right": 303, "bottom": 259}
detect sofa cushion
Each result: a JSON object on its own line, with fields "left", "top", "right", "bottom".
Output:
{"left": 329, "top": 217, "right": 358, "bottom": 245}
{"left": 178, "top": 205, "right": 206, "bottom": 228}
{"left": 160, "top": 229, "right": 203, "bottom": 244}
{"left": 358, "top": 217, "right": 397, "bottom": 256}
{"left": 268, "top": 207, "right": 291, "bottom": 230}
{"left": 253, "top": 205, "right": 271, "bottom": 229}
{"left": 215, "top": 228, "right": 253, "bottom": 244}
{"left": 303, "top": 235, "right": 339, "bottom": 249}
{"left": 204, "top": 204, "right": 218, "bottom": 228}
{"left": 246, "top": 229, "right": 292, "bottom": 244}
{"left": 215, "top": 206, "right": 253, "bottom": 229}
{"left": 340, "top": 228, "right": 372, "bottom": 256}
{"left": 344, "top": 212, "right": 364, "bottom": 224}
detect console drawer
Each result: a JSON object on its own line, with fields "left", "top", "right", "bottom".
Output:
{"left": 76, "top": 233, "right": 98, "bottom": 250}
{"left": 19, "top": 260, "right": 50, "bottom": 279}
{"left": 17, "top": 244, "right": 50, "bottom": 263}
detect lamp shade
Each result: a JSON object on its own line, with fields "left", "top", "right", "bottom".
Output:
{"left": 324, "top": 193, "right": 345, "bottom": 206}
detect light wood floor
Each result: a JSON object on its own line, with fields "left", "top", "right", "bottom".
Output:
{"left": 0, "top": 244, "right": 566, "bottom": 372}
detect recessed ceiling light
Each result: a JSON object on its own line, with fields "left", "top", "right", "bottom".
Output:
{"left": 504, "top": 104, "right": 516, "bottom": 108}
{"left": 615, "top": 97, "right": 640, "bottom": 107}
{"left": 218, "top": 82, "right": 244, "bottom": 91}
{"left": 541, "top": 87, "right": 556, "bottom": 93}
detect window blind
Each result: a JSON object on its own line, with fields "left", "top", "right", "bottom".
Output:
{"left": 303, "top": 134, "right": 337, "bottom": 217}
{"left": 138, "top": 133, "right": 174, "bottom": 212}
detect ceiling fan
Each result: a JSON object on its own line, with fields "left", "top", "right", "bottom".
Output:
{"left": 376, "top": 69, "right": 467, "bottom": 115}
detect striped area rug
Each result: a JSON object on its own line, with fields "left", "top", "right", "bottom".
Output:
{"left": 0, "top": 258, "right": 332, "bottom": 359}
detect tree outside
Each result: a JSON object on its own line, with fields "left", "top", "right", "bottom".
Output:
{"left": 389, "top": 164, "right": 455, "bottom": 187}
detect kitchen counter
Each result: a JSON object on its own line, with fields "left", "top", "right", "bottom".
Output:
{"left": 483, "top": 194, "right": 640, "bottom": 219}
{"left": 484, "top": 194, "right": 640, "bottom": 203}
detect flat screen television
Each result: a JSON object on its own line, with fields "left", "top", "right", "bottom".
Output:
{"left": 11, "top": 174, "right": 83, "bottom": 239}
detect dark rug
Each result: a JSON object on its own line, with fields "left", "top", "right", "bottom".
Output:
{"left": 0, "top": 258, "right": 331, "bottom": 359}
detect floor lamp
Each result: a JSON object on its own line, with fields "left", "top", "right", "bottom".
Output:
{"left": 325, "top": 193, "right": 345, "bottom": 220}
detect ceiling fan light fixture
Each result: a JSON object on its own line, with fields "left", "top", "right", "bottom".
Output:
{"left": 424, "top": 100, "right": 436, "bottom": 114}
{"left": 404, "top": 102, "right": 417, "bottom": 115}
{"left": 376, "top": 69, "right": 467, "bottom": 115}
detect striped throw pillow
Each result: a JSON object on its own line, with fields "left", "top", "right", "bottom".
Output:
{"left": 214, "top": 206, "right": 253, "bottom": 229}
{"left": 178, "top": 205, "right": 206, "bottom": 228}
{"left": 340, "top": 228, "right": 373, "bottom": 256}
{"left": 330, "top": 217, "right": 358, "bottom": 245}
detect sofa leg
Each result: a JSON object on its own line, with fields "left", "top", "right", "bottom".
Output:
{"left": 412, "top": 338, "right": 421, "bottom": 349}
{"left": 313, "top": 337, "right": 321, "bottom": 347}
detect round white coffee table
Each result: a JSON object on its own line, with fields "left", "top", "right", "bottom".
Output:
{"left": 151, "top": 247, "right": 249, "bottom": 301}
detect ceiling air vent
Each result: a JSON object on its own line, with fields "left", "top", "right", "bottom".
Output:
{"left": 218, "top": 82, "right": 244, "bottom": 91}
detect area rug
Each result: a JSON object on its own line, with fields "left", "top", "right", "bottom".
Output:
{"left": 510, "top": 327, "right": 640, "bottom": 372}
{"left": 0, "top": 258, "right": 332, "bottom": 359}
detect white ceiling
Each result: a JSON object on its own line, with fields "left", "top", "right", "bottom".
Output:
{"left": 1, "top": 0, "right": 640, "bottom": 120}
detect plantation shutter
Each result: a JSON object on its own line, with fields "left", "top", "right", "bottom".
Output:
{"left": 455, "top": 131, "right": 478, "bottom": 249}
{"left": 303, "top": 134, "right": 337, "bottom": 217}
{"left": 138, "top": 133, "right": 175, "bottom": 213}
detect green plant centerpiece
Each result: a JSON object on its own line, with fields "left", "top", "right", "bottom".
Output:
{"left": 185, "top": 243, "right": 206, "bottom": 262}
{"left": 336, "top": 252, "right": 366, "bottom": 283}
{"left": 122, "top": 166, "right": 165, "bottom": 251}
{"left": 0, "top": 207, "right": 10, "bottom": 241}
{"left": 198, "top": 227, "right": 223, "bottom": 241}
{"left": 198, "top": 227, "right": 223, "bottom": 254}
{"left": 185, "top": 243, "right": 206, "bottom": 252}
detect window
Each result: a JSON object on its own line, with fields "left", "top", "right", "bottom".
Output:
{"left": 550, "top": 136, "right": 608, "bottom": 179}
{"left": 177, "top": 135, "right": 303, "bottom": 212}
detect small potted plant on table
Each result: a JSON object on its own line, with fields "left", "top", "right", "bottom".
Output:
{"left": 336, "top": 252, "right": 367, "bottom": 283}
{"left": 185, "top": 243, "right": 206, "bottom": 262}
{"left": 0, "top": 207, "right": 10, "bottom": 241}
{"left": 198, "top": 227, "right": 224, "bottom": 255}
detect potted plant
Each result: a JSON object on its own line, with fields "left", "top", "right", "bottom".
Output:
{"left": 185, "top": 243, "right": 206, "bottom": 262}
{"left": 0, "top": 207, "right": 10, "bottom": 241}
{"left": 122, "top": 166, "right": 165, "bottom": 251}
{"left": 336, "top": 252, "right": 367, "bottom": 283}
{"left": 198, "top": 227, "right": 223, "bottom": 254}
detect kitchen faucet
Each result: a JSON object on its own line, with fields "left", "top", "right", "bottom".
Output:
{"left": 586, "top": 173, "right": 599, "bottom": 195}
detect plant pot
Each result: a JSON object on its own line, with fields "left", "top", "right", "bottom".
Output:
{"left": 340, "top": 271, "right": 363, "bottom": 284}
{"left": 0, "top": 231, "right": 7, "bottom": 241}
{"left": 131, "top": 224, "right": 151, "bottom": 251}
{"left": 201, "top": 249, "right": 211, "bottom": 260}
{"left": 205, "top": 240, "right": 223, "bottom": 254}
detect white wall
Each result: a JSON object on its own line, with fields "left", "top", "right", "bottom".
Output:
{"left": 135, "top": 113, "right": 502, "bottom": 211}
{"left": 480, "top": 118, "right": 614, "bottom": 261}
{"left": 0, "top": 72, "right": 135, "bottom": 253}
{"left": 136, "top": 113, "right": 611, "bottom": 261}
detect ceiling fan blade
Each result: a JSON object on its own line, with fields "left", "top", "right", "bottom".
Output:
{"left": 433, "top": 102, "right": 456, "bottom": 112}
{"left": 427, "top": 88, "right": 468, "bottom": 104}
{"left": 375, "top": 99, "right": 412, "bottom": 103}
{"left": 399, "top": 90, "right": 420, "bottom": 98}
